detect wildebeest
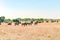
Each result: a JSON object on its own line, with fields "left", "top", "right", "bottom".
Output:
{"left": 27, "top": 21, "right": 33, "bottom": 25}
{"left": 15, "top": 22, "right": 21, "bottom": 26}
{"left": 51, "top": 20, "right": 56, "bottom": 23}
{"left": 34, "top": 21, "right": 39, "bottom": 25}
{"left": 56, "top": 19, "right": 59, "bottom": 23}
{"left": 46, "top": 20, "right": 49, "bottom": 23}
{"left": 0, "top": 22, "right": 1, "bottom": 25}
{"left": 8, "top": 22, "right": 12, "bottom": 25}
{"left": 21, "top": 22, "right": 27, "bottom": 26}
{"left": 21, "top": 21, "right": 33, "bottom": 26}
{"left": 34, "top": 21, "right": 43, "bottom": 25}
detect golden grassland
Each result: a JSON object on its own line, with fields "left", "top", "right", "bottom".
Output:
{"left": 0, "top": 22, "right": 60, "bottom": 40}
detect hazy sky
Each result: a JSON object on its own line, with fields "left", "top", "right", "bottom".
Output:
{"left": 0, "top": 0, "right": 60, "bottom": 19}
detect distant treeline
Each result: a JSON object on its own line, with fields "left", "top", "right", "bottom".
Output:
{"left": 0, "top": 16, "right": 59, "bottom": 23}
{"left": 0, "top": 16, "right": 60, "bottom": 26}
{"left": 0, "top": 16, "right": 45, "bottom": 23}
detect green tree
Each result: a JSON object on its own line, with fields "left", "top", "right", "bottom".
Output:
{"left": 16, "top": 18, "right": 21, "bottom": 22}
{"left": 13, "top": 19, "right": 19, "bottom": 22}
{"left": 31, "top": 18, "right": 35, "bottom": 21}
{"left": 23, "top": 18, "right": 31, "bottom": 21}
{"left": 0, "top": 16, "right": 5, "bottom": 22}
{"left": 4, "top": 19, "right": 12, "bottom": 23}
{"left": 37, "top": 18, "right": 44, "bottom": 22}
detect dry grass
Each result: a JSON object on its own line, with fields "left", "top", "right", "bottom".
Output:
{"left": 0, "top": 22, "right": 60, "bottom": 40}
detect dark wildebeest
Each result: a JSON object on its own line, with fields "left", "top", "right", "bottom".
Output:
{"left": 21, "top": 22, "right": 27, "bottom": 26}
{"left": 34, "top": 21, "right": 43, "bottom": 25}
{"left": 38, "top": 21, "right": 43, "bottom": 23}
{"left": 27, "top": 21, "right": 33, "bottom": 25}
{"left": 13, "top": 19, "right": 21, "bottom": 26}
{"left": 0, "top": 22, "right": 1, "bottom": 25}
{"left": 56, "top": 19, "right": 59, "bottom": 23}
{"left": 51, "top": 20, "right": 56, "bottom": 23}
{"left": 15, "top": 22, "right": 21, "bottom": 26}
{"left": 34, "top": 21, "right": 38, "bottom": 25}
{"left": 8, "top": 22, "right": 12, "bottom": 25}
{"left": 46, "top": 20, "right": 49, "bottom": 23}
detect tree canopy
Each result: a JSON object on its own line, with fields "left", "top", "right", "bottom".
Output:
{"left": 0, "top": 16, "right": 58, "bottom": 23}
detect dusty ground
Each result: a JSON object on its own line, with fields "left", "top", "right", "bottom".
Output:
{"left": 0, "top": 22, "right": 60, "bottom": 40}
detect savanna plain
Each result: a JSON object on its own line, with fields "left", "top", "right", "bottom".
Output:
{"left": 0, "top": 22, "right": 60, "bottom": 40}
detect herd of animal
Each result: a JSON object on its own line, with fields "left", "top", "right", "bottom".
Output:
{"left": 0, "top": 19, "right": 59, "bottom": 26}
{"left": 7, "top": 21, "right": 35, "bottom": 26}
{"left": 0, "top": 16, "right": 59, "bottom": 26}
